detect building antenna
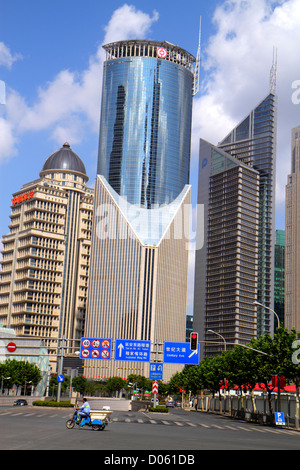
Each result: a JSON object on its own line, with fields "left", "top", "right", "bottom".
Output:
{"left": 269, "top": 46, "right": 277, "bottom": 95}
{"left": 193, "top": 17, "right": 201, "bottom": 96}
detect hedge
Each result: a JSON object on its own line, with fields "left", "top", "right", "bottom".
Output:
{"left": 32, "top": 400, "right": 74, "bottom": 408}
{"left": 148, "top": 405, "right": 169, "bottom": 413}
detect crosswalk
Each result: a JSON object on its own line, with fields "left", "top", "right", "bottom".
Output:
{"left": 0, "top": 408, "right": 299, "bottom": 436}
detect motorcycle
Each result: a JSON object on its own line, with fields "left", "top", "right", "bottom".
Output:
{"left": 66, "top": 407, "right": 113, "bottom": 431}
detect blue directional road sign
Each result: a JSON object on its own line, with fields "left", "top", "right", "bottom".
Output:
{"left": 57, "top": 374, "right": 65, "bottom": 382}
{"left": 149, "top": 363, "right": 163, "bottom": 380}
{"left": 80, "top": 337, "right": 112, "bottom": 360}
{"left": 163, "top": 342, "right": 200, "bottom": 365}
{"left": 115, "top": 339, "right": 151, "bottom": 362}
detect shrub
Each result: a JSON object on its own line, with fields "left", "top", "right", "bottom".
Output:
{"left": 32, "top": 400, "right": 73, "bottom": 408}
{"left": 148, "top": 405, "right": 169, "bottom": 413}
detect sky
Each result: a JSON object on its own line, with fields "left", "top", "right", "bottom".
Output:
{"left": 0, "top": 0, "right": 300, "bottom": 313}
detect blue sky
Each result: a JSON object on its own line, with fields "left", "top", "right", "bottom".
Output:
{"left": 1, "top": 0, "right": 300, "bottom": 311}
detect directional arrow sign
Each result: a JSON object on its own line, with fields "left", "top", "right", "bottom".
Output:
{"left": 163, "top": 341, "right": 200, "bottom": 365}
{"left": 115, "top": 339, "right": 151, "bottom": 362}
{"left": 149, "top": 363, "right": 163, "bottom": 380}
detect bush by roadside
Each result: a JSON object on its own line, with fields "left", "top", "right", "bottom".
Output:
{"left": 148, "top": 405, "right": 169, "bottom": 413}
{"left": 32, "top": 399, "right": 73, "bottom": 408}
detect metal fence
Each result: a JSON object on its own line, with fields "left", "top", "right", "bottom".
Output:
{"left": 196, "top": 393, "right": 300, "bottom": 429}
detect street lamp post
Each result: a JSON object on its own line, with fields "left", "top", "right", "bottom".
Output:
{"left": 253, "top": 301, "right": 281, "bottom": 412}
{"left": 253, "top": 301, "right": 280, "bottom": 330}
{"left": 207, "top": 330, "right": 227, "bottom": 351}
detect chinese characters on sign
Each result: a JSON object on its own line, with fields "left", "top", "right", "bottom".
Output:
{"left": 163, "top": 341, "right": 200, "bottom": 365}
{"left": 115, "top": 339, "right": 151, "bottom": 362}
{"left": 12, "top": 191, "right": 34, "bottom": 205}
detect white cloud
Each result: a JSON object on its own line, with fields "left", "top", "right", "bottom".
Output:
{"left": 103, "top": 4, "right": 159, "bottom": 44}
{"left": 0, "top": 42, "right": 22, "bottom": 69}
{"left": 191, "top": 0, "right": 300, "bottom": 228}
{"left": 0, "top": 4, "right": 159, "bottom": 162}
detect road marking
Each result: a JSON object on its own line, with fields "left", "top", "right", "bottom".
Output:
{"left": 174, "top": 421, "right": 184, "bottom": 426}
{"left": 237, "top": 426, "right": 252, "bottom": 432}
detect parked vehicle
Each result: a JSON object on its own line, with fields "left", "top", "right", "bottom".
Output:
{"left": 13, "top": 399, "right": 28, "bottom": 406}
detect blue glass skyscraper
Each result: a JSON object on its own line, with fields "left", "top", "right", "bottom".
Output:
{"left": 98, "top": 40, "right": 195, "bottom": 207}
{"left": 84, "top": 40, "right": 196, "bottom": 381}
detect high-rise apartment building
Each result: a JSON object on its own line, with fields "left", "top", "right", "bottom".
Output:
{"left": 194, "top": 93, "right": 277, "bottom": 356}
{"left": 84, "top": 40, "right": 195, "bottom": 380}
{"left": 285, "top": 126, "right": 300, "bottom": 330}
{"left": 0, "top": 143, "right": 94, "bottom": 371}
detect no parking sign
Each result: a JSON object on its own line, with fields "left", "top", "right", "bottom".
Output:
{"left": 80, "top": 337, "right": 112, "bottom": 360}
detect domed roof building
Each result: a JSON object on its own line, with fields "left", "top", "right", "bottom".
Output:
{"left": 40, "top": 142, "right": 88, "bottom": 180}
{"left": 0, "top": 143, "right": 94, "bottom": 376}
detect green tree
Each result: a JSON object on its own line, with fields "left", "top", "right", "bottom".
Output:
{"left": 106, "top": 376, "right": 126, "bottom": 396}
{"left": 72, "top": 376, "right": 88, "bottom": 395}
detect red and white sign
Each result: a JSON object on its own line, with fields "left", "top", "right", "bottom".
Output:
{"left": 156, "top": 47, "right": 167, "bottom": 59}
{"left": 152, "top": 380, "right": 159, "bottom": 394}
{"left": 7, "top": 342, "right": 17, "bottom": 352}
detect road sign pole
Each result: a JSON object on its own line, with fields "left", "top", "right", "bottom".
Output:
{"left": 152, "top": 380, "right": 159, "bottom": 408}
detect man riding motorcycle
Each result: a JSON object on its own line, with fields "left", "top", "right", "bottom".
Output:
{"left": 77, "top": 398, "right": 91, "bottom": 423}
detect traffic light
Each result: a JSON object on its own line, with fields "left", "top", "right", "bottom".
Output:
{"left": 190, "top": 332, "right": 198, "bottom": 350}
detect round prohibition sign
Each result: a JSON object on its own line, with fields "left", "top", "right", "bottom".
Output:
{"left": 156, "top": 47, "right": 167, "bottom": 59}
{"left": 91, "top": 349, "right": 100, "bottom": 359}
{"left": 81, "top": 338, "right": 91, "bottom": 348}
{"left": 92, "top": 339, "right": 101, "bottom": 348}
{"left": 101, "top": 349, "right": 110, "bottom": 359}
{"left": 81, "top": 349, "right": 90, "bottom": 358}
{"left": 101, "top": 339, "right": 111, "bottom": 349}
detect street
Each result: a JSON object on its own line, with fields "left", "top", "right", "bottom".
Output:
{"left": 1, "top": 406, "right": 300, "bottom": 452}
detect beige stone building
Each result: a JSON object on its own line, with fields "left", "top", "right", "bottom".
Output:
{"left": 0, "top": 143, "right": 94, "bottom": 371}
{"left": 285, "top": 126, "right": 300, "bottom": 330}
{"left": 84, "top": 176, "right": 191, "bottom": 381}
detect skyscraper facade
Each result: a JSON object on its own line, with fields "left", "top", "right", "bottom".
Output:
{"left": 84, "top": 40, "right": 195, "bottom": 380}
{"left": 217, "top": 93, "right": 277, "bottom": 338}
{"left": 0, "top": 143, "right": 94, "bottom": 371}
{"left": 285, "top": 126, "right": 300, "bottom": 330}
{"left": 194, "top": 140, "right": 260, "bottom": 356}
{"left": 274, "top": 229, "right": 285, "bottom": 328}
{"left": 194, "top": 93, "right": 277, "bottom": 356}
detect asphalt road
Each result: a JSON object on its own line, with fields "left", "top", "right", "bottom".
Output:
{"left": 1, "top": 405, "right": 300, "bottom": 453}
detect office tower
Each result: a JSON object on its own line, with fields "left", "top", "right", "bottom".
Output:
{"left": 0, "top": 143, "right": 94, "bottom": 371}
{"left": 194, "top": 140, "right": 260, "bottom": 356}
{"left": 285, "top": 126, "right": 300, "bottom": 330}
{"left": 274, "top": 229, "right": 285, "bottom": 328}
{"left": 84, "top": 40, "right": 195, "bottom": 380}
{"left": 194, "top": 92, "right": 277, "bottom": 356}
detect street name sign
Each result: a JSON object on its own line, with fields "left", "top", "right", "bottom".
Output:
{"left": 115, "top": 339, "right": 151, "bottom": 362}
{"left": 80, "top": 337, "right": 112, "bottom": 360}
{"left": 163, "top": 341, "right": 200, "bottom": 365}
{"left": 149, "top": 363, "right": 163, "bottom": 380}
